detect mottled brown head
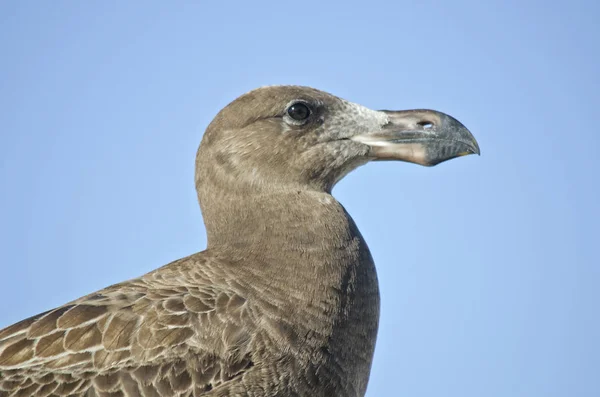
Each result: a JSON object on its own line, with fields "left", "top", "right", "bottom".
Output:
{"left": 197, "top": 86, "right": 373, "bottom": 194}
{"left": 196, "top": 85, "right": 478, "bottom": 191}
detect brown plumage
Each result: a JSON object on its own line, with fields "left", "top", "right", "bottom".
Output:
{"left": 0, "top": 86, "right": 479, "bottom": 396}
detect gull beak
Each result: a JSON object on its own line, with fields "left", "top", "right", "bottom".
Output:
{"left": 351, "top": 109, "right": 479, "bottom": 166}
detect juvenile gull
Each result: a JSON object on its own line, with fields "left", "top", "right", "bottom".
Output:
{"left": 0, "top": 86, "right": 479, "bottom": 397}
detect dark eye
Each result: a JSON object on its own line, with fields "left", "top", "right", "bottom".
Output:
{"left": 287, "top": 102, "right": 311, "bottom": 121}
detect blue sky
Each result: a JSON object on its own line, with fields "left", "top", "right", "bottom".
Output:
{"left": 0, "top": 1, "right": 598, "bottom": 396}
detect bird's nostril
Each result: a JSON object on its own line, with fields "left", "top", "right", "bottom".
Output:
{"left": 418, "top": 121, "right": 434, "bottom": 130}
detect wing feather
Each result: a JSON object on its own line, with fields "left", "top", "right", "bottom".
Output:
{"left": 0, "top": 254, "right": 260, "bottom": 396}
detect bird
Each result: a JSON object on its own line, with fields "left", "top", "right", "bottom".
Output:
{"left": 0, "top": 86, "right": 479, "bottom": 397}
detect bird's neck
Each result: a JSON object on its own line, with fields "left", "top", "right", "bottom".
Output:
{"left": 200, "top": 189, "right": 378, "bottom": 304}
{"left": 203, "top": 190, "right": 361, "bottom": 262}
